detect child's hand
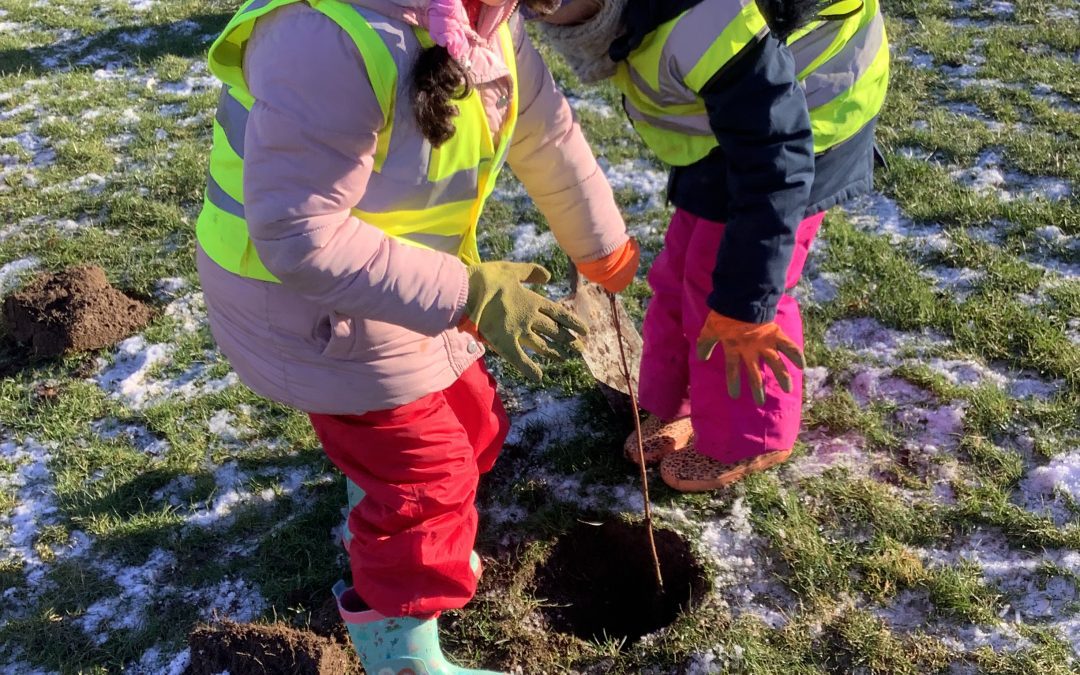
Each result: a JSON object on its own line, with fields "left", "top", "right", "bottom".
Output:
{"left": 575, "top": 238, "right": 640, "bottom": 294}
{"left": 461, "top": 261, "right": 588, "bottom": 382}
{"left": 696, "top": 310, "right": 805, "bottom": 406}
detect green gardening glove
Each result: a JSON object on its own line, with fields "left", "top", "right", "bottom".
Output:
{"left": 461, "top": 261, "right": 588, "bottom": 382}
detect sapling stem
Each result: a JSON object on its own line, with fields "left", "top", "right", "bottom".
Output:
{"left": 607, "top": 292, "right": 664, "bottom": 592}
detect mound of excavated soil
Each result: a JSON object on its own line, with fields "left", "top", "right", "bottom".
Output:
{"left": 187, "top": 621, "right": 356, "bottom": 675}
{"left": 533, "top": 519, "right": 709, "bottom": 645}
{"left": 2, "top": 266, "right": 152, "bottom": 358}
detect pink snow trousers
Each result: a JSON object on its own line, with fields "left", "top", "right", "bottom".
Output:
{"left": 638, "top": 208, "right": 825, "bottom": 463}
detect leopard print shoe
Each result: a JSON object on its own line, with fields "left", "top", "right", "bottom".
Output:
{"left": 660, "top": 447, "right": 792, "bottom": 492}
{"left": 624, "top": 415, "right": 694, "bottom": 465}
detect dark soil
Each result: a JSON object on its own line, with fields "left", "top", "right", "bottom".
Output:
{"left": 306, "top": 594, "right": 352, "bottom": 645}
{"left": 187, "top": 620, "right": 357, "bottom": 675}
{"left": 533, "top": 519, "right": 709, "bottom": 645}
{"left": 2, "top": 265, "right": 152, "bottom": 358}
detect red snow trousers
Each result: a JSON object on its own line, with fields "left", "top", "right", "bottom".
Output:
{"left": 309, "top": 362, "right": 509, "bottom": 618}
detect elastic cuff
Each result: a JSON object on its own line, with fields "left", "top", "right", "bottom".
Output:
{"left": 706, "top": 292, "right": 778, "bottom": 324}
{"left": 574, "top": 232, "right": 629, "bottom": 264}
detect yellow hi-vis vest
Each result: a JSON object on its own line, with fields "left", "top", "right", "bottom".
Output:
{"left": 611, "top": 0, "right": 889, "bottom": 166}
{"left": 196, "top": 0, "right": 519, "bottom": 282}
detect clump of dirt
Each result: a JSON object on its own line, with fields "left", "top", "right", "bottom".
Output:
{"left": 2, "top": 265, "right": 152, "bottom": 358}
{"left": 533, "top": 519, "right": 709, "bottom": 645}
{"left": 187, "top": 620, "right": 357, "bottom": 675}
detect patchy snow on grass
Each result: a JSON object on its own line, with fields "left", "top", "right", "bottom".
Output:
{"left": 0, "top": 101, "right": 40, "bottom": 122}
{"left": 849, "top": 367, "right": 933, "bottom": 407}
{"left": 186, "top": 461, "right": 252, "bottom": 528}
{"left": 900, "top": 48, "right": 934, "bottom": 70}
{"left": 843, "top": 193, "right": 952, "bottom": 253}
{"left": 601, "top": 158, "right": 668, "bottom": 212}
{"left": 481, "top": 501, "right": 528, "bottom": 526}
{"left": 155, "top": 276, "right": 189, "bottom": 298}
{"left": 1067, "top": 318, "right": 1080, "bottom": 347}
{"left": 132, "top": 645, "right": 191, "bottom": 675}
{"left": 0, "top": 657, "right": 57, "bottom": 675}
{"left": 919, "top": 529, "right": 1080, "bottom": 654}
{"left": 802, "top": 366, "right": 830, "bottom": 400}
{"left": 925, "top": 357, "right": 1004, "bottom": 388}
{"left": 79, "top": 549, "right": 176, "bottom": 645}
{"left": 0, "top": 257, "right": 39, "bottom": 294}
{"left": 95, "top": 328, "right": 237, "bottom": 411}
{"left": 507, "top": 222, "right": 555, "bottom": 262}
{"left": 787, "top": 431, "right": 886, "bottom": 481}
{"left": 1020, "top": 450, "right": 1080, "bottom": 526}
{"left": 1032, "top": 225, "right": 1079, "bottom": 251}
{"left": 696, "top": 498, "right": 794, "bottom": 628}
{"left": 940, "top": 59, "right": 984, "bottom": 81}
{"left": 189, "top": 577, "right": 267, "bottom": 623}
{"left": 875, "top": 588, "right": 933, "bottom": 631}
{"left": 824, "top": 317, "right": 945, "bottom": 362}
{"left": 92, "top": 418, "right": 170, "bottom": 457}
{"left": 504, "top": 390, "right": 582, "bottom": 450}
{"left": 1004, "top": 374, "right": 1060, "bottom": 400}
{"left": 155, "top": 74, "right": 218, "bottom": 98}
{"left": 162, "top": 292, "right": 207, "bottom": 334}
{"left": 207, "top": 410, "right": 249, "bottom": 444}
{"left": 0, "top": 130, "right": 54, "bottom": 169}
{"left": 895, "top": 402, "right": 966, "bottom": 453}
{"left": 118, "top": 28, "right": 156, "bottom": 47}
{"left": 950, "top": 150, "right": 1073, "bottom": 202}
{"left": 922, "top": 266, "right": 984, "bottom": 300}
{"left": 530, "top": 467, "right": 642, "bottom": 514}
{"left": 1046, "top": 8, "right": 1078, "bottom": 21}
{"left": 684, "top": 645, "right": 744, "bottom": 674}
{"left": 0, "top": 437, "right": 90, "bottom": 592}
{"left": 95, "top": 336, "right": 175, "bottom": 409}
{"left": 183, "top": 462, "right": 320, "bottom": 529}
{"left": 152, "top": 474, "right": 195, "bottom": 507}
{"left": 67, "top": 172, "right": 108, "bottom": 195}
{"left": 117, "top": 108, "right": 140, "bottom": 126}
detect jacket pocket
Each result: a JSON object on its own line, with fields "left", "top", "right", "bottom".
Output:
{"left": 316, "top": 311, "right": 356, "bottom": 360}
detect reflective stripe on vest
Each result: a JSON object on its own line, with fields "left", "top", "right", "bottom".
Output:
{"left": 790, "top": 0, "right": 889, "bottom": 152}
{"left": 196, "top": 0, "right": 518, "bottom": 283}
{"left": 612, "top": 0, "right": 765, "bottom": 166}
{"left": 612, "top": 0, "right": 888, "bottom": 166}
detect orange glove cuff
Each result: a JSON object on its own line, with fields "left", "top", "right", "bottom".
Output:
{"left": 700, "top": 311, "right": 771, "bottom": 341}
{"left": 576, "top": 239, "right": 640, "bottom": 294}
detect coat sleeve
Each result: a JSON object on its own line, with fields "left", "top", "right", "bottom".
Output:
{"left": 506, "top": 16, "right": 628, "bottom": 264}
{"left": 699, "top": 34, "right": 815, "bottom": 324}
{"left": 242, "top": 5, "right": 469, "bottom": 336}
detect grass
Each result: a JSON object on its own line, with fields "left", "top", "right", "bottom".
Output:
{"left": 0, "top": 0, "right": 1078, "bottom": 672}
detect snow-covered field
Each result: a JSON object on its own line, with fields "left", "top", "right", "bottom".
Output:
{"left": 0, "top": 0, "right": 1077, "bottom": 672}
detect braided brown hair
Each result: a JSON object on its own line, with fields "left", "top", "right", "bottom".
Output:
{"left": 412, "top": 0, "right": 562, "bottom": 147}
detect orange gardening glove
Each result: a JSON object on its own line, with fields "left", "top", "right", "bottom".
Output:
{"left": 575, "top": 238, "right": 640, "bottom": 294}
{"left": 696, "top": 310, "right": 806, "bottom": 406}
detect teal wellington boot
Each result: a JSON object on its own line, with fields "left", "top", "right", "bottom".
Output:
{"left": 332, "top": 581, "right": 504, "bottom": 674}
{"left": 341, "top": 479, "right": 483, "bottom": 580}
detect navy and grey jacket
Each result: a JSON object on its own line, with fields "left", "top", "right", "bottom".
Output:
{"left": 612, "top": 0, "right": 879, "bottom": 324}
